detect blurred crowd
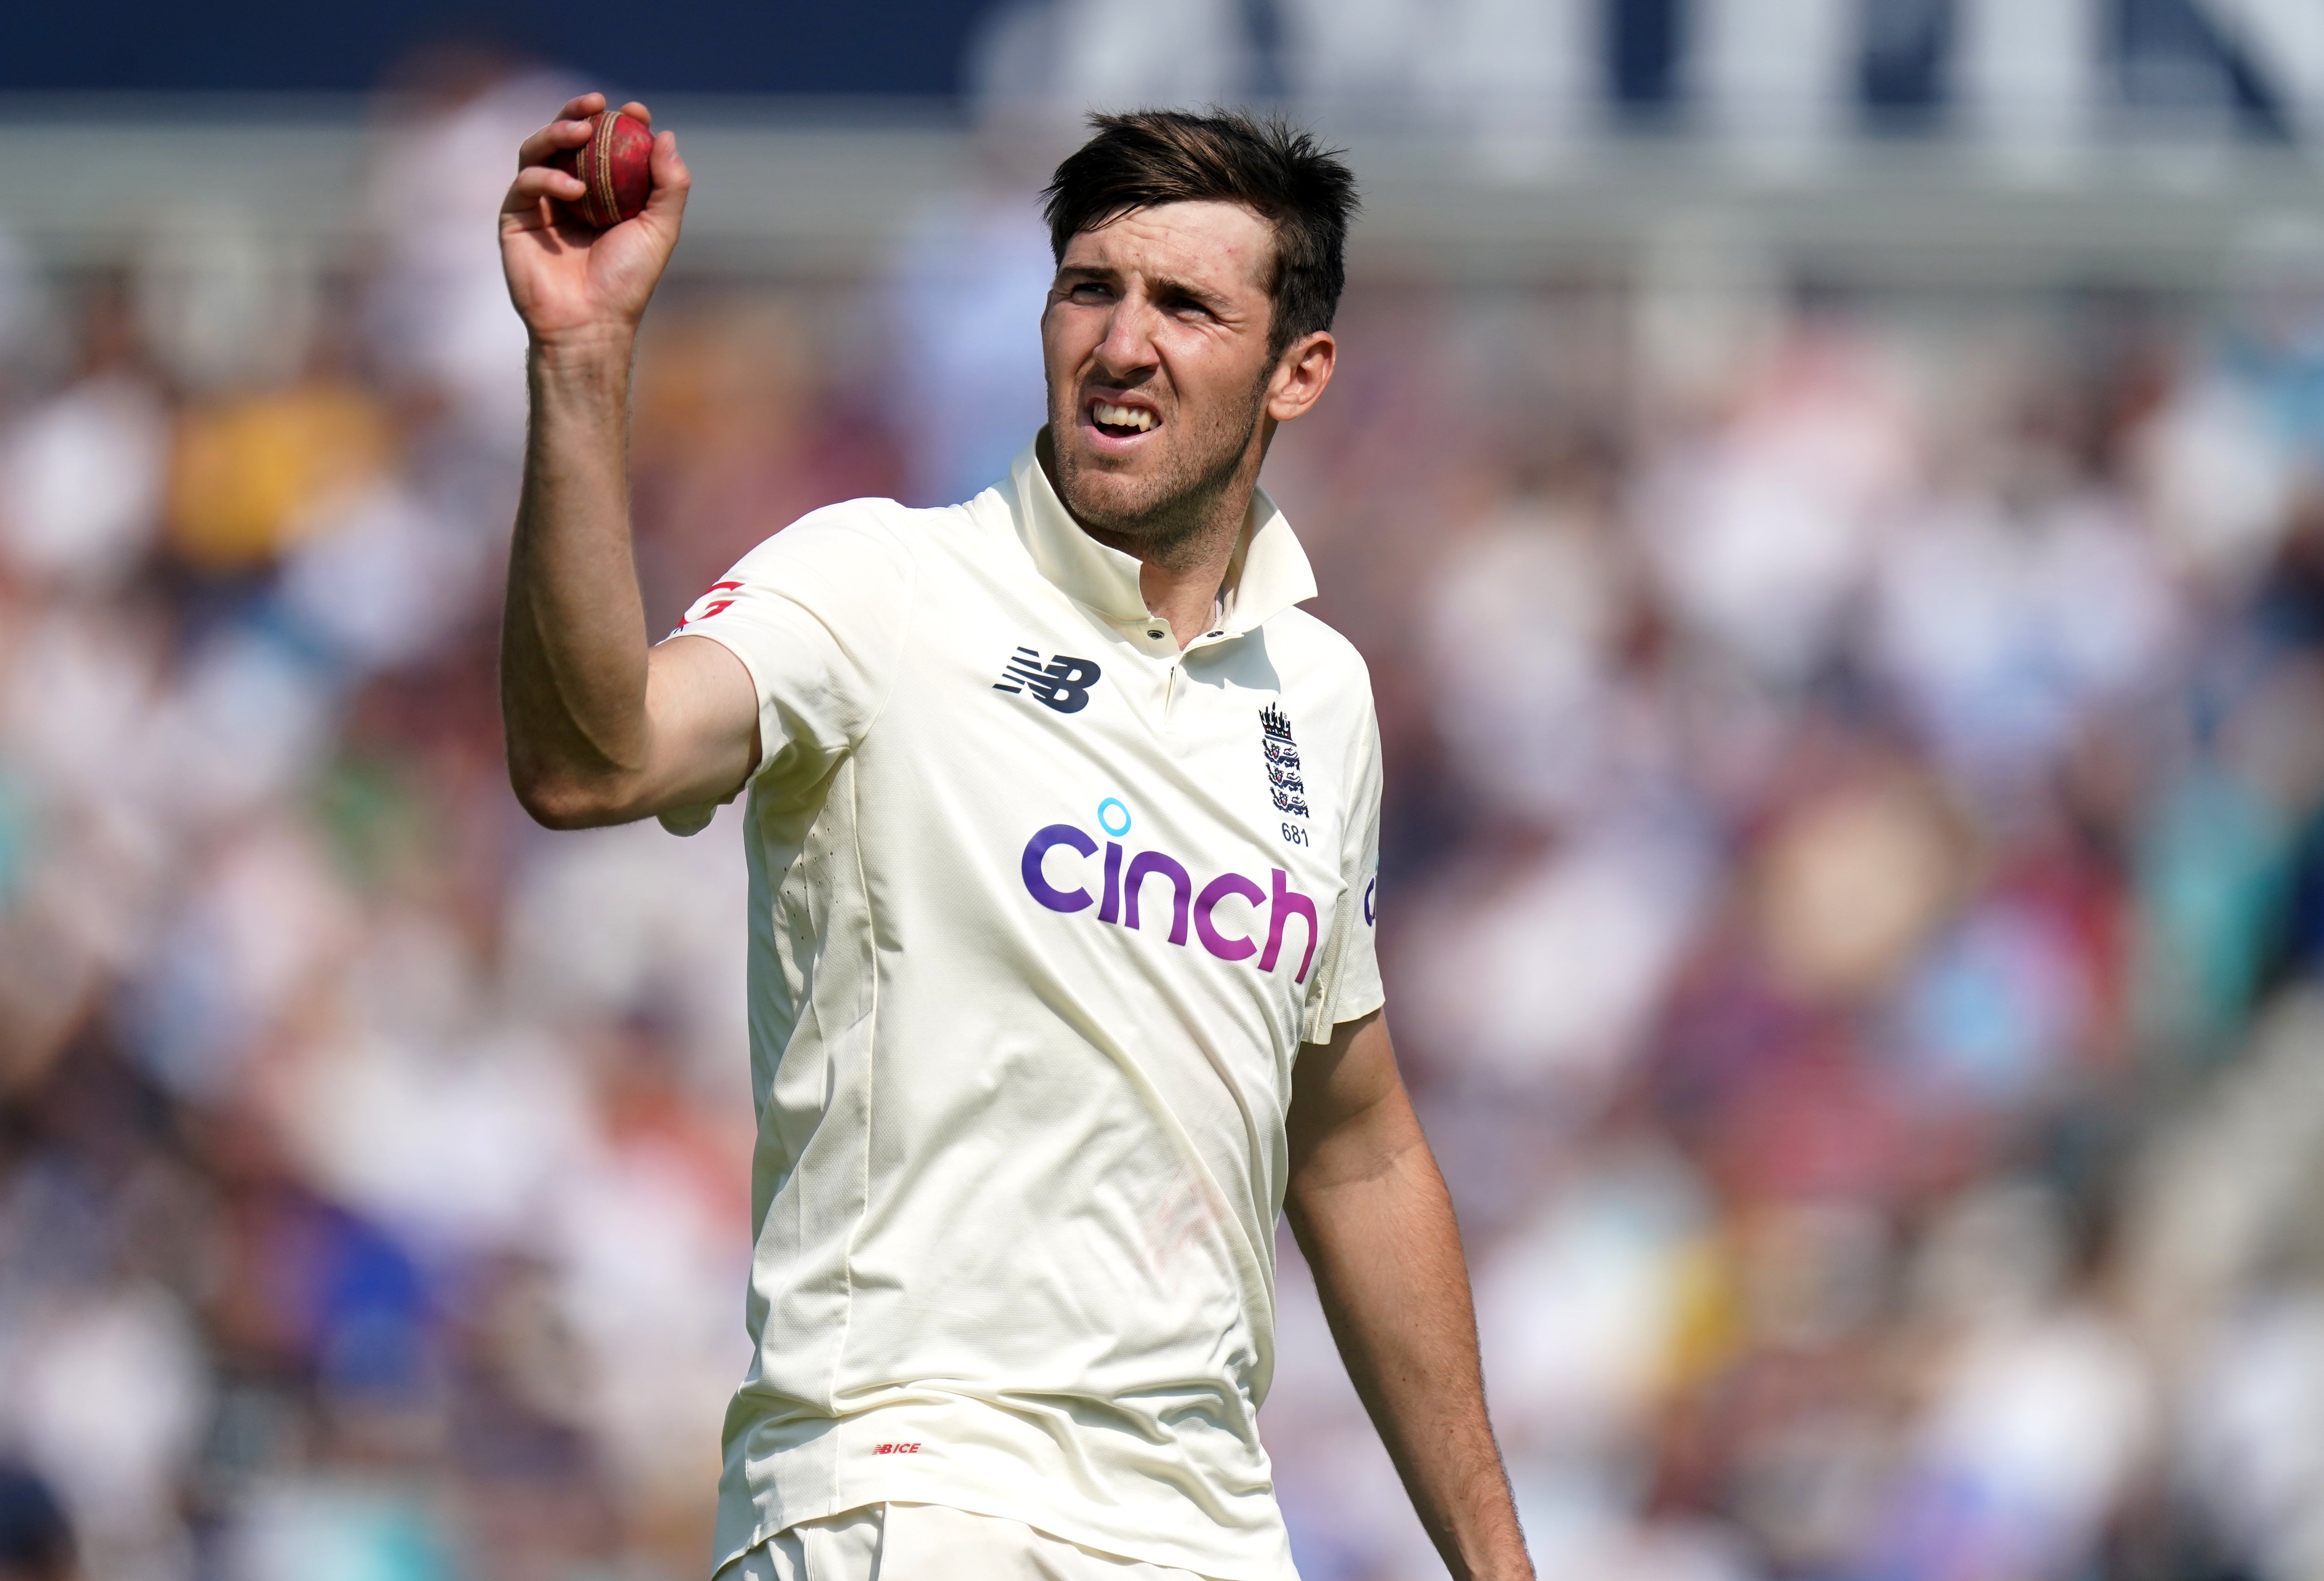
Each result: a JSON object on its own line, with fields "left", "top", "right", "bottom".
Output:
{"left": 8, "top": 66, "right": 2324, "bottom": 1581}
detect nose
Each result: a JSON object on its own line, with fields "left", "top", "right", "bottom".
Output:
{"left": 1091, "top": 294, "right": 1161, "bottom": 383}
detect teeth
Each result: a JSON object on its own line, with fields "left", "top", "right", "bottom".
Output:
{"left": 1093, "top": 402, "right": 1154, "bottom": 432}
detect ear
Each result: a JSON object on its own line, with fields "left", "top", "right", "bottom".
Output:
{"left": 1265, "top": 330, "right": 1336, "bottom": 424}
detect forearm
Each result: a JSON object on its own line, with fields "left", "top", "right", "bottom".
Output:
{"left": 1287, "top": 1095, "right": 1530, "bottom": 1580}
{"left": 502, "top": 330, "right": 652, "bottom": 825}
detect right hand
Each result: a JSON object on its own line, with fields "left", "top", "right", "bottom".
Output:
{"left": 500, "top": 92, "right": 691, "bottom": 349}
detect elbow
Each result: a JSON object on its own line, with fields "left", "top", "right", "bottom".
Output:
{"left": 509, "top": 766, "right": 631, "bottom": 830}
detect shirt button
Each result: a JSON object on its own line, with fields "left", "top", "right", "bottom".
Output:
{"left": 1148, "top": 628, "right": 1165, "bottom": 639}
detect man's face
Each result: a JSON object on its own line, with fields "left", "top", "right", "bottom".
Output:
{"left": 1040, "top": 200, "right": 1289, "bottom": 546}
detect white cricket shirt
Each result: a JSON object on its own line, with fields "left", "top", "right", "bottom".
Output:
{"left": 664, "top": 440, "right": 1386, "bottom": 1581}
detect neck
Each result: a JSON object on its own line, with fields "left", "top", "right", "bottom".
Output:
{"left": 1039, "top": 426, "right": 1267, "bottom": 648}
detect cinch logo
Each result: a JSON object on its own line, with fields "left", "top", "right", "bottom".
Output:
{"left": 1020, "top": 799, "right": 1318, "bottom": 983}
{"left": 994, "top": 647, "right": 1102, "bottom": 713}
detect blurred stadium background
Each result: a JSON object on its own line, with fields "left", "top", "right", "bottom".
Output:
{"left": 8, "top": 1, "right": 2324, "bottom": 1578}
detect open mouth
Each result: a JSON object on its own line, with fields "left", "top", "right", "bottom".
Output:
{"left": 1090, "top": 399, "right": 1158, "bottom": 440}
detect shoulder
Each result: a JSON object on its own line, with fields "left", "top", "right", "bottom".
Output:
{"left": 675, "top": 499, "right": 944, "bottom": 641}
{"left": 729, "top": 491, "right": 1005, "bottom": 579}
{"left": 1267, "top": 606, "right": 1376, "bottom": 706}
{"left": 1262, "top": 607, "right": 1379, "bottom": 771}
{"left": 724, "top": 497, "right": 915, "bottom": 577}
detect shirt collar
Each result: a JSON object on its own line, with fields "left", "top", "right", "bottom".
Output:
{"left": 1005, "top": 434, "right": 1318, "bottom": 639}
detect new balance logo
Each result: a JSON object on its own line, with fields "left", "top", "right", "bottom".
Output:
{"left": 1259, "top": 704, "right": 1310, "bottom": 818}
{"left": 994, "top": 647, "right": 1103, "bottom": 713}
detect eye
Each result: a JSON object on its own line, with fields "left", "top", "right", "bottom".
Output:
{"left": 1068, "top": 281, "right": 1114, "bottom": 304}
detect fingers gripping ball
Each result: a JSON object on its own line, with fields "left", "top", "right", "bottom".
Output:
{"left": 550, "top": 111, "right": 654, "bottom": 228}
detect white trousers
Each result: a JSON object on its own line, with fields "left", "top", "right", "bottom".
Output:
{"left": 715, "top": 1502, "right": 1226, "bottom": 1581}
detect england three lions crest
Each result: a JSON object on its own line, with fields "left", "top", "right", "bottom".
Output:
{"left": 1259, "top": 703, "right": 1310, "bottom": 819}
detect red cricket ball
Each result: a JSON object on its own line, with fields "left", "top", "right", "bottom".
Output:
{"left": 549, "top": 110, "right": 654, "bottom": 228}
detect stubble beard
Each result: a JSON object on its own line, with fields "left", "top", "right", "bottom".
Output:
{"left": 1046, "top": 367, "right": 1272, "bottom": 569}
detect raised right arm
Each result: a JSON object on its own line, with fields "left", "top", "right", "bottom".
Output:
{"left": 498, "top": 93, "right": 759, "bottom": 830}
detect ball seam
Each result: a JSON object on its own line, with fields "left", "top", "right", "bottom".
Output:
{"left": 592, "top": 113, "right": 620, "bottom": 226}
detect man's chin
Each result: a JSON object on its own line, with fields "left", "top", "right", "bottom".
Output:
{"left": 1062, "top": 494, "right": 1155, "bottom": 541}
{"left": 1055, "top": 455, "right": 1165, "bottom": 531}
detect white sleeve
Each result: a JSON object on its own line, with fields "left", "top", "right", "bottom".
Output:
{"left": 1302, "top": 695, "right": 1385, "bottom": 1042}
{"left": 654, "top": 501, "right": 917, "bottom": 835}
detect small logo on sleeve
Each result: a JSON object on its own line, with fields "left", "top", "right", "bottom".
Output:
{"left": 676, "top": 580, "right": 744, "bottom": 630}
{"left": 994, "top": 647, "right": 1103, "bottom": 713}
{"left": 1259, "top": 704, "right": 1310, "bottom": 819}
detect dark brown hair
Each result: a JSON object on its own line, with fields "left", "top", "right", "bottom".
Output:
{"left": 1041, "top": 109, "right": 1359, "bottom": 362}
